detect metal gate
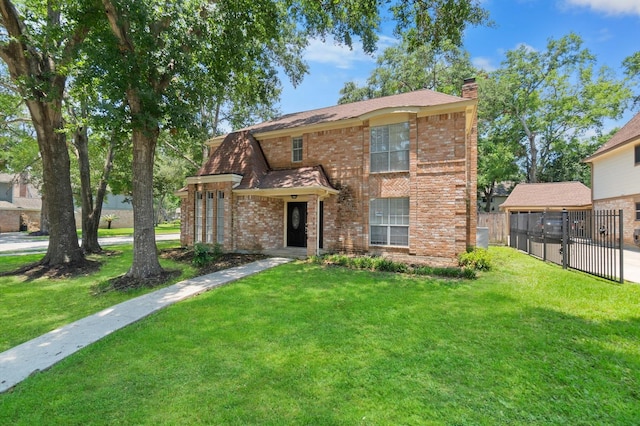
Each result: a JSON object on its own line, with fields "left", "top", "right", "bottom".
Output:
{"left": 509, "top": 210, "right": 623, "bottom": 283}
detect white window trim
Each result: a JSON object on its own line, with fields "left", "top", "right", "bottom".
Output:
{"left": 292, "top": 137, "right": 303, "bottom": 163}
{"left": 369, "top": 197, "right": 410, "bottom": 247}
{"left": 370, "top": 122, "right": 410, "bottom": 173}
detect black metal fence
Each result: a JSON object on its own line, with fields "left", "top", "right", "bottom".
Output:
{"left": 509, "top": 209, "right": 623, "bottom": 283}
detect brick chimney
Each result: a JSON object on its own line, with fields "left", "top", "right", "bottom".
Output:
{"left": 462, "top": 77, "right": 478, "bottom": 100}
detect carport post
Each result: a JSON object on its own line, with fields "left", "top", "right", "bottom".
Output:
{"left": 562, "top": 209, "right": 568, "bottom": 270}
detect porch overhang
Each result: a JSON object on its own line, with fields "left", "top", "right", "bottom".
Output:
{"left": 186, "top": 173, "right": 243, "bottom": 187}
{"left": 233, "top": 185, "right": 338, "bottom": 200}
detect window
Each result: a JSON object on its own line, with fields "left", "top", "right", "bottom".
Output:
{"left": 205, "top": 192, "right": 214, "bottom": 243}
{"left": 370, "top": 122, "right": 410, "bottom": 172}
{"left": 194, "top": 191, "right": 203, "bottom": 243}
{"left": 292, "top": 137, "right": 303, "bottom": 162}
{"left": 217, "top": 191, "right": 225, "bottom": 244}
{"left": 636, "top": 202, "right": 640, "bottom": 221}
{"left": 635, "top": 145, "right": 640, "bottom": 165}
{"left": 369, "top": 198, "right": 409, "bottom": 246}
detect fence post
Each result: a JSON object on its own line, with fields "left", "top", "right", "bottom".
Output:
{"left": 562, "top": 209, "right": 568, "bottom": 270}
{"left": 619, "top": 209, "right": 624, "bottom": 283}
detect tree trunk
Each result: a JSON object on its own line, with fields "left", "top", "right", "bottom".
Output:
{"left": 127, "top": 125, "right": 163, "bottom": 278}
{"left": 74, "top": 124, "right": 116, "bottom": 253}
{"left": 39, "top": 192, "right": 50, "bottom": 234}
{"left": 74, "top": 124, "right": 100, "bottom": 253}
{"left": 30, "top": 110, "right": 84, "bottom": 265}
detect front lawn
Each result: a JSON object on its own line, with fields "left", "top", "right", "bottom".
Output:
{"left": 0, "top": 241, "right": 196, "bottom": 353}
{"left": 1, "top": 247, "right": 639, "bottom": 424}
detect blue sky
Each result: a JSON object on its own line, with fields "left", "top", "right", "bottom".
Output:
{"left": 277, "top": 0, "right": 640, "bottom": 129}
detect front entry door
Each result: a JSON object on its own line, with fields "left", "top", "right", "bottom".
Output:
{"left": 287, "top": 202, "right": 307, "bottom": 247}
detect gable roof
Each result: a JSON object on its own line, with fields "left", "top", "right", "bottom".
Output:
{"left": 585, "top": 111, "right": 640, "bottom": 161}
{"left": 241, "top": 89, "right": 469, "bottom": 135}
{"left": 196, "top": 131, "right": 269, "bottom": 189}
{"left": 500, "top": 182, "right": 592, "bottom": 210}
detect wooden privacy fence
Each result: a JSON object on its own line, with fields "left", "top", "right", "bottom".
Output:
{"left": 477, "top": 212, "right": 508, "bottom": 245}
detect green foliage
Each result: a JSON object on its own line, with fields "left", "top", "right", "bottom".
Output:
{"left": 339, "top": 39, "right": 477, "bottom": 104}
{"left": 479, "top": 33, "right": 632, "bottom": 184}
{"left": 192, "top": 243, "right": 223, "bottom": 268}
{"left": 458, "top": 248, "right": 492, "bottom": 271}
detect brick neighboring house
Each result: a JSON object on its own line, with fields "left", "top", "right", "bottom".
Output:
{"left": 0, "top": 173, "right": 41, "bottom": 232}
{"left": 178, "top": 80, "right": 478, "bottom": 266}
{"left": 584, "top": 111, "right": 640, "bottom": 248}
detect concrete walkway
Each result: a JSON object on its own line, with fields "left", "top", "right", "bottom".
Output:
{"left": 0, "top": 257, "right": 291, "bottom": 393}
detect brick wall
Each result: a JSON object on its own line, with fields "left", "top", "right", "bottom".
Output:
{"left": 233, "top": 195, "right": 283, "bottom": 251}
{"left": 257, "top": 110, "right": 476, "bottom": 264}
{"left": 593, "top": 196, "right": 640, "bottom": 247}
{"left": 0, "top": 209, "right": 39, "bottom": 232}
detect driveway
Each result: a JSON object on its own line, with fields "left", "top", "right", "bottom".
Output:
{"left": 0, "top": 232, "right": 180, "bottom": 255}
{"left": 624, "top": 248, "right": 640, "bottom": 284}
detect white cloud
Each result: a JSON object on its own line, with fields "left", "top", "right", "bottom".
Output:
{"left": 303, "top": 35, "right": 398, "bottom": 69}
{"left": 564, "top": 0, "right": 640, "bottom": 15}
{"left": 472, "top": 57, "right": 497, "bottom": 72}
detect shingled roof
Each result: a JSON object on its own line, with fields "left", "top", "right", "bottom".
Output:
{"left": 500, "top": 182, "right": 592, "bottom": 210}
{"left": 242, "top": 89, "right": 468, "bottom": 134}
{"left": 585, "top": 111, "right": 640, "bottom": 161}
{"left": 196, "top": 131, "right": 335, "bottom": 193}
{"left": 196, "top": 131, "right": 269, "bottom": 189}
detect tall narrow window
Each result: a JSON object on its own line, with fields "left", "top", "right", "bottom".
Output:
{"left": 194, "top": 191, "right": 203, "bottom": 243}
{"left": 205, "top": 192, "right": 214, "bottom": 243}
{"left": 369, "top": 198, "right": 409, "bottom": 246}
{"left": 370, "top": 122, "right": 410, "bottom": 172}
{"left": 635, "top": 145, "right": 640, "bottom": 165}
{"left": 292, "top": 137, "right": 303, "bottom": 162}
{"left": 636, "top": 202, "right": 640, "bottom": 221}
{"left": 217, "top": 191, "right": 225, "bottom": 244}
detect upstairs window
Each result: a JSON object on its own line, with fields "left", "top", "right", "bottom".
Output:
{"left": 370, "top": 122, "right": 410, "bottom": 172}
{"left": 635, "top": 144, "right": 640, "bottom": 165}
{"left": 292, "top": 137, "right": 303, "bottom": 162}
{"left": 636, "top": 202, "right": 640, "bottom": 221}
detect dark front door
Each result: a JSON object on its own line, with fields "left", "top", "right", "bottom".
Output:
{"left": 287, "top": 202, "right": 307, "bottom": 247}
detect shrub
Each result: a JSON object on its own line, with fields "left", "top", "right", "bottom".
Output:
{"left": 458, "top": 248, "right": 492, "bottom": 271}
{"left": 192, "top": 243, "right": 223, "bottom": 267}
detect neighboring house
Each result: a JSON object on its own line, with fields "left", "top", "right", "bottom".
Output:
{"left": 500, "top": 181, "right": 592, "bottom": 215}
{"left": 74, "top": 193, "right": 135, "bottom": 229}
{"left": 178, "top": 80, "right": 478, "bottom": 266}
{"left": 478, "top": 181, "right": 513, "bottom": 213}
{"left": 584, "top": 111, "right": 640, "bottom": 248}
{"left": 0, "top": 173, "right": 41, "bottom": 232}
{"left": 500, "top": 181, "right": 592, "bottom": 239}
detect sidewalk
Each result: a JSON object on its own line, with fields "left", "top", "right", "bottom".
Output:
{"left": 0, "top": 257, "right": 291, "bottom": 393}
{"left": 0, "top": 232, "right": 180, "bottom": 254}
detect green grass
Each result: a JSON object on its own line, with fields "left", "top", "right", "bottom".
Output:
{"left": 1, "top": 247, "right": 639, "bottom": 424}
{"left": 0, "top": 241, "right": 196, "bottom": 353}
{"left": 76, "top": 223, "right": 181, "bottom": 238}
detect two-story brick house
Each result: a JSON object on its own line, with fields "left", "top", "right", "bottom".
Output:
{"left": 584, "top": 111, "right": 640, "bottom": 248}
{"left": 178, "top": 79, "right": 478, "bottom": 266}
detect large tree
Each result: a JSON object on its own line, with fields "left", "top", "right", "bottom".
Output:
{"left": 0, "top": 0, "right": 96, "bottom": 266}
{"left": 338, "top": 39, "right": 477, "bottom": 103}
{"left": 480, "top": 33, "right": 631, "bottom": 183}
{"left": 86, "top": 0, "right": 491, "bottom": 279}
